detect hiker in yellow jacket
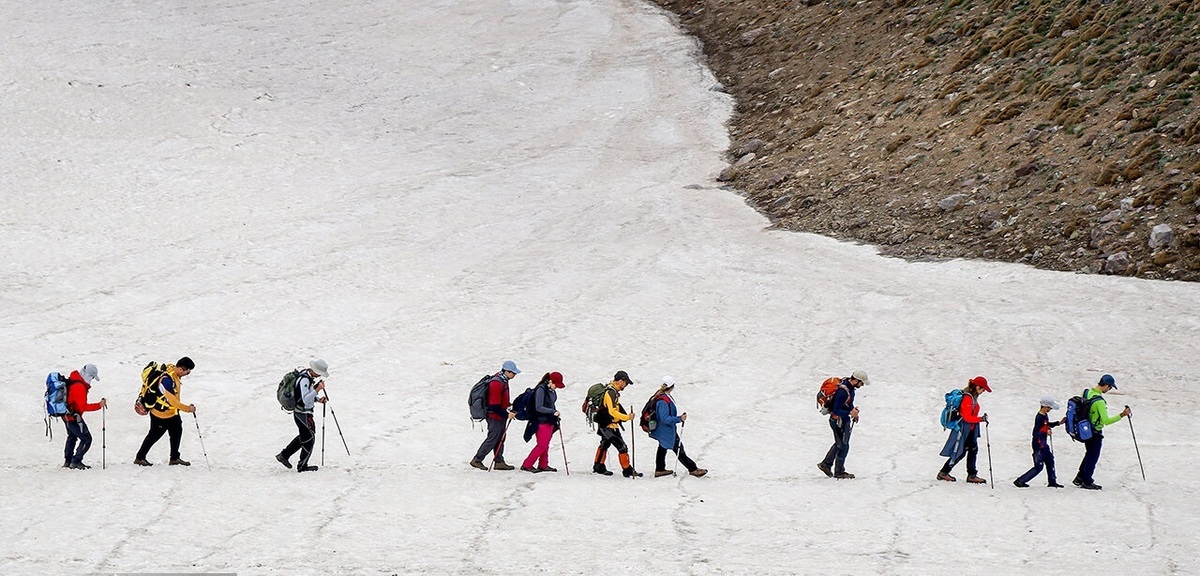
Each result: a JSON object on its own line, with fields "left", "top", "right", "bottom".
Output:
{"left": 135, "top": 357, "right": 196, "bottom": 466}
{"left": 592, "top": 371, "right": 642, "bottom": 477}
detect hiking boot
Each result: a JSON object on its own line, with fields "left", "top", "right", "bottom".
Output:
{"left": 936, "top": 471, "right": 956, "bottom": 482}
{"left": 275, "top": 453, "right": 293, "bottom": 469}
{"left": 966, "top": 475, "right": 986, "bottom": 484}
{"left": 520, "top": 465, "right": 541, "bottom": 473}
{"left": 1072, "top": 478, "right": 1084, "bottom": 487}
{"left": 298, "top": 465, "right": 319, "bottom": 473}
{"left": 492, "top": 461, "right": 514, "bottom": 471}
{"left": 654, "top": 470, "right": 676, "bottom": 478}
{"left": 469, "top": 459, "right": 487, "bottom": 470}
{"left": 689, "top": 468, "right": 708, "bottom": 477}
{"left": 1048, "top": 482, "right": 1065, "bottom": 488}
{"left": 834, "top": 472, "right": 855, "bottom": 479}
{"left": 538, "top": 466, "right": 558, "bottom": 473}
{"left": 1079, "top": 482, "right": 1102, "bottom": 490}
{"left": 817, "top": 462, "right": 833, "bottom": 478}
{"left": 622, "top": 468, "right": 643, "bottom": 478}
{"left": 1014, "top": 480, "right": 1029, "bottom": 488}
{"left": 593, "top": 464, "right": 613, "bottom": 476}
{"left": 134, "top": 458, "right": 153, "bottom": 467}
{"left": 169, "top": 458, "right": 191, "bottom": 466}
{"left": 69, "top": 462, "right": 91, "bottom": 470}
{"left": 62, "top": 461, "right": 72, "bottom": 468}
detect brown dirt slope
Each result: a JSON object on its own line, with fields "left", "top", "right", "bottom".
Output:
{"left": 652, "top": 0, "right": 1200, "bottom": 280}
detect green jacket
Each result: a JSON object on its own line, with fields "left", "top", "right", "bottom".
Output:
{"left": 1084, "top": 388, "right": 1123, "bottom": 431}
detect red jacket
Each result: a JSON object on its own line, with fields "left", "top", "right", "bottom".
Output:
{"left": 486, "top": 375, "right": 511, "bottom": 420}
{"left": 65, "top": 371, "right": 102, "bottom": 420}
{"left": 959, "top": 393, "right": 983, "bottom": 424}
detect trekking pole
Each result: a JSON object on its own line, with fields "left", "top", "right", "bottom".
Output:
{"left": 630, "top": 419, "right": 637, "bottom": 479}
{"left": 101, "top": 405, "right": 107, "bottom": 470}
{"left": 323, "top": 395, "right": 350, "bottom": 457}
{"left": 192, "top": 412, "right": 211, "bottom": 470}
{"left": 321, "top": 400, "right": 327, "bottom": 466}
{"left": 984, "top": 421, "right": 994, "bottom": 489}
{"left": 557, "top": 426, "right": 570, "bottom": 476}
{"left": 1127, "top": 406, "right": 1146, "bottom": 481}
{"left": 491, "top": 418, "right": 512, "bottom": 471}
{"left": 675, "top": 422, "right": 685, "bottom": 475}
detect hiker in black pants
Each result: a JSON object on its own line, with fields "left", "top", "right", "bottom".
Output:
{"left": 134, "top": 357, "right": 196, "bottom": 467}
{"left": 593, "top": 370, "right": 641, "bottom": 477}
{"left": 277, "top": 360, "right": 330, "bottom": 473}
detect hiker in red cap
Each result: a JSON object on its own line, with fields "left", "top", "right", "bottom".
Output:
{"left": 938, "top": 376, "right": 991, "bottom": 484}
{"left": 521, "top": 372, "right": 564, "bottom": 473}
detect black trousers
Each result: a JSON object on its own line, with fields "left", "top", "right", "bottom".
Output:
{"left": 137, "top": 414, "right": 183, "bottom": 461}
{"left": 655, "top": 438, "right": 697, "bottom": 472}
{"left": 64, "top": 417, "right": 92, "bottom": 464}
{"left": 597, "top": 427, "right": 629, "bottom": 457}
{"left": 281, "top": 411, "right": 317, "bottom": 467}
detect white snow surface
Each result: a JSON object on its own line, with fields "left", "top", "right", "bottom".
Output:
{"left": 2, "top": 0, "right": 1199, "bottom": 574}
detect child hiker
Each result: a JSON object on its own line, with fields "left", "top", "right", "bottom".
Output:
{"left": 1013, "top": 396, "right": 1065, "bottom": 488}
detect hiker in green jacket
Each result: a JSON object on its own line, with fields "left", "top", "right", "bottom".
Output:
{"left": 1072, "top": 374, "right": 1131, "bottom": 490}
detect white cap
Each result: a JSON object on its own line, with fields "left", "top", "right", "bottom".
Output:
{"left": 851, "top": 370, "right": 870, "bottom": 385}
{"left": 80, "top": 364, "right": 99, "bottom": 384}
{"left": 1040, "top": 396, "right": 1060, "bottom": 410}
{"left": 662, "top": 375, "right": 676, "bottom": 389}
{"left": 310, "top": 359, "right": 330, "bottom": 378}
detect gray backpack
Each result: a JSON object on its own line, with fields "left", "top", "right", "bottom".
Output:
{"left": 468, "top": 374, "right": 493, "bottom": 420}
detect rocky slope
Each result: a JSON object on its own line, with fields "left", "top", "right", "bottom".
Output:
{"left": 652, "top": 0, "right": 1200, "bottom": 280}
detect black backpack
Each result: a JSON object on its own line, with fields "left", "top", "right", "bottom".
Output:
{"left": 512, "top": 387, "right": 536, "bottom": 421}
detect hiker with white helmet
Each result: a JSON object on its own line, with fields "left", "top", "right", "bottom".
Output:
{"left": 647, "top": 376, "right": 706, "bottom": 478}
{"left": 276, "top": 359, "right": 329, "bottom": 473}
{"left": 817, "top": 370, "right": 868, "bottom": 479}
{"left": 1014, "top": 396, "right": 1065, "bottom": 488}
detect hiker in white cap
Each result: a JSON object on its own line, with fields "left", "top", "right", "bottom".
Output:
{"left": 63, "top": 364, "right": 107, "bottom": 469}
{"left": 276, "top": 359, "right": 329, "bottom": 473}
{"left": 817, "top": 370, "right": 869, "bottom": 479}
{"left": 1014, "top": 396, "right": 1066, "bottom": 488}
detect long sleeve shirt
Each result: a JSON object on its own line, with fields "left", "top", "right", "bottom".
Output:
{"left": 1030, "top": 412, "right": 1062, "bottom": 451}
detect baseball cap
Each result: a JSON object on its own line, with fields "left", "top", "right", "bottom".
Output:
{"left": 1039, "top": 396, "right": 1061, "bottom": 410}
{"left": 614, "top": 370, "right": 633, "bottom": 385}
{"left": 502, "top": 360, "right": 520, "bottom": 375}
{"left": 968, "top": 376, "right": 991, "bottom": 392}
{"left": 1099, "top": 374, "right": 1116, "bottom": 389}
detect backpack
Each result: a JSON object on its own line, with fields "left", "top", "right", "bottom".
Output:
{"left": 1065, "top": 391, "right": 1101, "bottom": 442}
{"left": 134, "top": 361, "right": 169, "bottom": 416}
{"left": 940, "top": 389, "right": 965, "bottom": 430}
{"left": 45, "top": 372, "right": 70, "bottom": 417}
{"left": 512, "top": 387, "right": 536, "bottom": 421}
{"left": 277, "top": 369, "right": 302, "bottom": 412}
{"left": 468, "top": 374, "right": 494, "bottom": 421}
{"left": 639, "top": 393, "right": 668, "bottom": 433}
{"left": 582, "top": 383, "right": 607, "bottom": 426}
{"left": 816, "top": 377, "right": 842, "bottom": 414}
{"left": 591, "top": 386, "right": 616, "bottom": 428}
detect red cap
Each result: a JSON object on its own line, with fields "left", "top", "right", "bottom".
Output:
{"left": 549, "top": 372, "right": 564, "bottom": 388}
{"left": 969, "top": 376, "right": 991, "bottom": 392}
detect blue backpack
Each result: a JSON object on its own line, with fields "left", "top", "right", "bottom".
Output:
{"left": 940, "top": 389, "right": 964, "bottom": 430}
{"left": 45, "top": 372, "right": 70, "bottom": 417}
{"left": 1065, "top": 391, "right": 1101, "bottom": 442}
{"left": 512, "top": 387, "right": 536, "bottom": 421}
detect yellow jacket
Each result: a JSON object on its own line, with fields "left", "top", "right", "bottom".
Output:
{"left": 602, "top": 383, "right": 631, "bottom": 430}
{"left": 150, "top": 366, "right": 190, "bottom": 418}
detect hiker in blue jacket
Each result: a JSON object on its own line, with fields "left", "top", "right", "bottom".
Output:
{"left": 818, "top": 370, "right": 868, "bottom": 479}
{"left": 649, "top": 377, "right": 706, "bottom": 478}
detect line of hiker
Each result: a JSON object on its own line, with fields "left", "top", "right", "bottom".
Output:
{"left": 812, "top": 370, "right": 1139, "bottom": 490}
{"left": 44, "top": 356, "right": 349, "bottom": 473}
{"left": 467, "top": 362, "right": 707, "bottom": 479}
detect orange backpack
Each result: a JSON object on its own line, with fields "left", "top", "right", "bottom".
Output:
{"left": 816, "top": 377, "right": 842, "bottom": 414}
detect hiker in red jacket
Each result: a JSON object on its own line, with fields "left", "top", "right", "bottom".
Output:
{"left": 938, "top": 376, "right": 990, "bottom": 484}
{"left": 63, "top": 364, "right": 107, "bottom": 470}
{"left": 470, "top": 360, "right": 519, "bottom": 471}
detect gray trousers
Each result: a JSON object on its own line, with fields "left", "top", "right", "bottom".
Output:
{"left": 474, "top": 418, "right": 507, "bottom": 462}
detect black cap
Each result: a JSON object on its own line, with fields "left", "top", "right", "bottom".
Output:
{"left": 614, "top": 370, "right": 632, "bottom": 385}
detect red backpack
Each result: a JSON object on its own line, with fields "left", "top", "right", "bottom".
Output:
{"left": 639, "top": 392, "right": 670, "bottom": 433}
{"left": 816, "top": 377, "right": 842, "bottom": 414}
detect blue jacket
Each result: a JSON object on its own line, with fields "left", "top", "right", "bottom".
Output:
{"left": 648, "top": 394, "right": 684, "bottom": 450}
{"left": 829, "top": 380, "right": 856, "bottom": 423}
